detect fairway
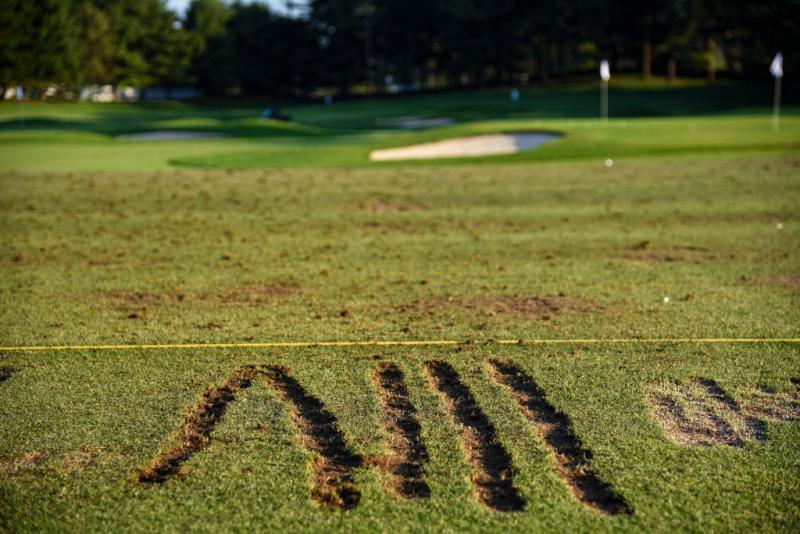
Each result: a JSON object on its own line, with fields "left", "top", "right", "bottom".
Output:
{"left": 1, "top": 82, "right": 799, "bottom": 532}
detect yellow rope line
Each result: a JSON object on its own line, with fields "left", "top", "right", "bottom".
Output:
{"left": 0, "top": 338, "right": 798, "bottom": 352}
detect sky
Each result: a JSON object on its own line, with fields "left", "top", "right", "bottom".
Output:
{"left": 166, "top": 0, "right": 304, "bottom": 16}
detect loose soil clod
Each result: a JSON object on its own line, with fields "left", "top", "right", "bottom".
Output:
{"left": 371, "top": 361, "right": 430, "bottom": 499}
{"left": 263, "top": 366, "right": 363, "bottom": 510}
{"left": 137, "top": 366, "right": 255, "bottom": 484}
{"left": 424, "top": 360, "right": 524, "bottom": 512}
{"left": 488, "top": 360, "right": 632, "bottom": 515}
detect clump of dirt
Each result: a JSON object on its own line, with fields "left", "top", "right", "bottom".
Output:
{"left": 370, "top": 361, "right": 430, "bottom": 499}
{"left": 363, "top": 201, "right": 426, "bottom": 214}
{"left": 488, "top": 360, "right": 631, "bottom": 515}
{"left": 264, "top": 366, "right": 363, "bottom": 510}
{"left": 398, "top": 294, "right": 601, "bottom": 321}
{"left": 424, "top": 360, "right": 524, "bottom": 512}
{"left": 649, "top": 378, "right": 799, "bottom": 447}
{"left": 137, "top": 366, "right": 255, "bottom": 484}
{"left": 219, "top": 283, "right": 297, "bottom": 305}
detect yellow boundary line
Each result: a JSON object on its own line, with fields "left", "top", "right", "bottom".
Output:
{"left": 1, "top": 338, "right": 799, "bottom": 352}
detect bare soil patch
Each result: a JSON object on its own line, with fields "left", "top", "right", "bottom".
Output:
{"left": 398, "top": 294, "right": 601, "bottom": 321}
{"left": 626, "top": 245, "right": 720, "bottom": 264}
{"left": 137, "top": 366, "right": 255, "bottom": 484}
{"left": 1, "top": 450, "right": 50, "bottom": 475}
{"left": 488, "top": 360, "right": 631, "bottom": 515}
{"left": 363, "top": 200, "right": 427, "bottom": 214}
{"left": 109, "top": 291, "right": 164, "bottom": 307}
{"left": 741, "top": 386, "right": 800, "bottom": 421}
{"left": 370, "top": 361, "right": 430, "bottom": 499}
{"left": 649, "top": 378, "right": 799, "bottom": 447}
{"left": 425, "top": 360, "right": 524, "bottom": 512}
{"left": 774, "top": 275, "right": 800, "bottom": 288}
{"left": 264, "top": 366, "right": 363, "bottom": 510}
{"left": 219, "top": 283, "right": 297, "bottom": 305}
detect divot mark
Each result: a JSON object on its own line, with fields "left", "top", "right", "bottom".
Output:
{"left": 424, "top": 360, "right": 524, "bottom": 512}
{"left": 649, "top": 378, "right": 799, "bottom": 447}
{"left": 263, "top": 366, "right": 363, "bottom": 510}
{"left": 0, "top": 367, "right": 13, "bottom": 383}
{"left": 371, "top": 361, "right": 430, "bottom": 498}
{"left": 488, "top": 360, "right": 632, "bottom": 515}
{"left": 137, "top": 365, "right": 255, "bottom": 484}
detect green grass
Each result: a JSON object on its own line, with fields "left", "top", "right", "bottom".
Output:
{"left": 1, "top": 80, "right": 799, "bottom": 532}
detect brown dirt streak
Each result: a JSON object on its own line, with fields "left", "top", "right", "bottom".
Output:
{"left": 263, "top": 366, "right": 362, "bottom": 510}
{"left": 371, "top": 361, "right": 430, "bottom": 498}
{"left": 424, "top": 360, "right": 524, "bottom": 512}
{"left": 488, "top": 360, "right": 632, "bottom": 515}
{"left": 137, "top": 365, "right": 256, "bottom": 484}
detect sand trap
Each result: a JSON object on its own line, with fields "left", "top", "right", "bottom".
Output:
{"left": 369, "top": 132, "right": 560, "bottom": 161}
{"left": 375, "top": 116, "right": 454, "bottom": 129}
{"left": 118, "top": 131, "right": 227, "bottom": 141}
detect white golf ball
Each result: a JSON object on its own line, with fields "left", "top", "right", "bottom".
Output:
{"left": 776, "top": 223, "right": 784, "bottom": 230}
{"left": 663, "top": 296, "right": 670, "bottom": 303}
{"left": 604, "top": 158, "right": 614, "bottom": 168}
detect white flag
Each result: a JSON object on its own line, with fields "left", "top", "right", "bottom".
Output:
{"left": 600, "top": 60, "right": 611, "bottom": 82}
{"left": 770, "top": 52, "right": 783, "bottom": 78}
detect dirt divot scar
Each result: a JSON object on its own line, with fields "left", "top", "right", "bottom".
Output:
{"left": 370, "top": 361, "right": 431, "bottom": 499}
{"left": 137, "top": 365, "right": 256, "bottom": 484}
{"left": 488, "top": 359, "right": 632, "bottom": 515}
{"left": 649, "top": 378, "right": 799, "bottom": 447}
{"left": 425, "top": 360, "right": 525, "bottom": 512}
{"left": 263, "top": 365, "right": 363, "bottom": 510}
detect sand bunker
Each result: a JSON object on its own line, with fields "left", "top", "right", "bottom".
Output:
{"left": 369, "top": 132, "right": 560, "bottom": 161}
{"left": 118, "top": 131, "right": 227, "bottom": 141}
{"left": 375, "top": 116, "right": 454, "bottom": 130}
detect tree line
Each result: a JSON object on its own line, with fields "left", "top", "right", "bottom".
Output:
{"left": 0, "top": 0, "right": 796, "bottom": 98}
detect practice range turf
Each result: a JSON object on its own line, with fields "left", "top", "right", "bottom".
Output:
{"left": 0, "top": 79, "right": 799, "bottom": 532}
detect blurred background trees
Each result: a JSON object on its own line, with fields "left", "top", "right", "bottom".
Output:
{"left": 0, "top": 0, "right": 797, "bottom": 97}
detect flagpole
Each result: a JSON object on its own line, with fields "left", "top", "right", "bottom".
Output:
{"left": 770, "top": 52, "right": 783, "bottom": 131}
{"left": 599, "top": 59, "right": 610, "bottom": 123}
{"left": 773, "top": 75, "right": 781, "bottom": 131}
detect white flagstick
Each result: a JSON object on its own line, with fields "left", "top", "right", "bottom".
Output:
{"left": 770, "top": 52, "right": 783, "bottom": 131}
{"left": 600, "top": 60, "right": 610, "bottom": 122}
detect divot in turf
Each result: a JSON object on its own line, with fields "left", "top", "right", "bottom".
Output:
{"left": 488, "top": 359, "right": 632, "bottom": 515}
{"left": 0, "top": 366, "right": 13, "bottom": 383}
{"left": 137, "top": 365, "right": 256, "bottom": 484}
{"left": 650, "top": 378, "right": 799, "bottom": 447}
{"left": 370, "top": 361, "right": 430, "bottom": 499}
{"left": 263, "top": 365, "right": 363, "bottom": 510}
{"left": 424, "top": 360, "right": 525, "bottom": 512}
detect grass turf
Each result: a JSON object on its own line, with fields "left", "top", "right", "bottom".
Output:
{"left": 0, "top": 79, "right": 799, "bottom": 532}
